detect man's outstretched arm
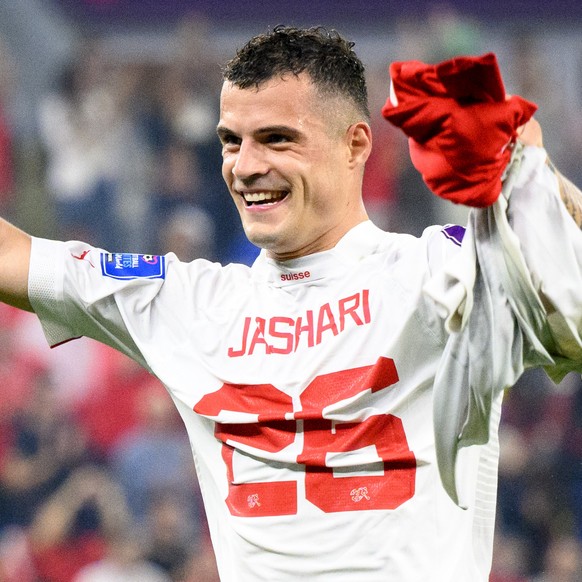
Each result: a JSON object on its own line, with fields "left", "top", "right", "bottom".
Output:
{"left": 0, "top": 218, "right": 33, "bottom": 311}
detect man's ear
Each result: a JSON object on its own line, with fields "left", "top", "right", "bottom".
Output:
{"left": 346, "top": 122, "right": 373, "bottom": 169}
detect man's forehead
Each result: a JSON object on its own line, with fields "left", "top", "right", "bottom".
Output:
{"left": 218, "top": 74, "right": 356, "bottom": 139}
{"left": 219, "top": 75, "right": 321, "bottom": 126}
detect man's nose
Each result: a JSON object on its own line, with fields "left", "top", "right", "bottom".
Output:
{"left": 232, "top": 141, "right": 269, "bottom": 181}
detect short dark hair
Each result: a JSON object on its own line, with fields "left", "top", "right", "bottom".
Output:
{"left": 222, "top": 25, "right": 370, "bottom": 121}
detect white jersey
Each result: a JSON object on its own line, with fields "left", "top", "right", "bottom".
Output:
{"left": 27, "top": 147, "right": 582, "bottom": 581}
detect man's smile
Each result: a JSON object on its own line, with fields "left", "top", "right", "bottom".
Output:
{"left": 240, "top": 190, "right": 290, "bottom": 207}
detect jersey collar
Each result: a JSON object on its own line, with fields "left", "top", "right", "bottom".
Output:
{"left": 251, "top": 221, "right": 385, "bottom": 287}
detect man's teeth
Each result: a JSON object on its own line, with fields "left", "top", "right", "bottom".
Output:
{"left": 243, "top": 191, "right": 286, "bottom": 204}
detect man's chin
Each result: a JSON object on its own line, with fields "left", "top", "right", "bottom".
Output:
{"left": 244, "top": 228, "right": 280, "bottom": 252}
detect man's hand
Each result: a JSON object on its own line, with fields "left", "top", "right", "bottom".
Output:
{"left": 519, "top": 118, "right": 582, "bottom": 228}
{"left": 517, "top": 117, "right": 543, "bottom": 148}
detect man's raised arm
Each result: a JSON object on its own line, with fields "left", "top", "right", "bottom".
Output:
{"left": 550, "top": 167, "right": 582, "bottom": 228}
{"left": 0, "top": 218, "right": 33, "bottom": 311}
{"left": 519, "top": 117, "right": 582, "bottom": 229}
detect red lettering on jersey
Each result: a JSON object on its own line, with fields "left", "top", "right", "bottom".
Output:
{"left": 222, "top": 443, "right": 297, "bottom": 517}
{"left": 338, "top": 290, "right": 370, "bottom": 331}
{"left": 316, "top": 302, "right": 339, "bottom": 344}
{"left": 362, "top": 289, "right": 371, "bottom": 323}
{"left": 227, "top": 289, "right": 371, "bottom": 357}
{"left": 268, "top": 317, "right": 294, "bottom": 355}
{"left": 280, "top": 271, "right": 311, "bottom": 282}
{"left": 248, "top": 317, "right": 271, "bottom": 356}
{"left": 195, "top": 382, "right": 294, "bottom": 448}
{"left": 297, "top": 360, "right": 414, "bottom": 512}
{"left": 194, "top": 357, "right": 416, "bottom": 517}
{"left": 227, "top": 317, "right": 251, "bottom": 357}
{"left": 294, "top": 310, "right": 315, "bottom": 350}
{"left": 195, "top": 383, "right": 297, "bottom": 517}
{"left": 299, "top": 357, "right": 399, "bottom": 409}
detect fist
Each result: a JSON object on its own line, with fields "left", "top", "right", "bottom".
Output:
{"left": 517, "top": 117, "right": 543, "bottom": 148}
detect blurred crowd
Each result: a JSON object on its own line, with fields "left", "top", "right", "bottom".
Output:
{"left": 0, "top": 303, "right": 218, "bottom": 582}
{"left": 1, "top": 5, "right": 582, "bottom": 581}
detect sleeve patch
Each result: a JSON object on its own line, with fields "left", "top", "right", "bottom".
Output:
{"left": 100, "top": 253, "right": 166, "bottom": 280}
{"left": 441, "top": 224, "right": 465, "bottom": 247}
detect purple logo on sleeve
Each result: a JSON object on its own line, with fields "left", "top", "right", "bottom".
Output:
{"left": 100, "top": 253, "right": 166, "bottom": 280}
{"left": 441, "top": 224, "right": 465, "bottom": 247}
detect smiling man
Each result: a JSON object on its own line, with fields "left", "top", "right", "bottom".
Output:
{"left": 2, "top": 25, "right": 582, "bottom": 582}
{"left": 217, "top": 58, "right": 371, "bottom": 260}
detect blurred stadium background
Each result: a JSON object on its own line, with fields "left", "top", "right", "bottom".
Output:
{"left": 1, "top": 1, "right": 582, "bottom": 580}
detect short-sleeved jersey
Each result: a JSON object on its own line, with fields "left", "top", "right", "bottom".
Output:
{"left": 28, "top": 220, "right": 502, "bottom": 581}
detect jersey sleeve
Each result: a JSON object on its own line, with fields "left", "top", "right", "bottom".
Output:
{"left": 28, "top": 238, "right": 171, "bottom": 368}
{"left": 506, "top": 145, "right": 582, "bottom": 380}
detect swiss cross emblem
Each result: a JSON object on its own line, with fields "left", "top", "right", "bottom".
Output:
{"left": 350, "top": 487, "right": 370, "bottom": 503}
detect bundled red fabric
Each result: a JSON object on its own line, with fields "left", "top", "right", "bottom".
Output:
{"left": 382, "top": 52, "right": 538, "bottom": 207}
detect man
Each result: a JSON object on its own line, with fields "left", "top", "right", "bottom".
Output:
{"left": 1, "top": 25, "right": 582, "bottom": 581}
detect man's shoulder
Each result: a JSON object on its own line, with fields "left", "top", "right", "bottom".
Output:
{"left": 365, "top": 222, "right": 466, "bottom": 262}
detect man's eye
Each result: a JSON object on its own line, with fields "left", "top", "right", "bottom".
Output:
{"left": 221, "top": 135, "right": 241, "bottom": 149}
{"left": 266, "top": 134, "right": 290, "bottom": 144}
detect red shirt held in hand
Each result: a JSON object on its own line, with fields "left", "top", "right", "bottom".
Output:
{"left": 382, "top": 52, "right": 538, "bottom": 207}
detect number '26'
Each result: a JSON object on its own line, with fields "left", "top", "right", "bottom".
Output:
{"left": 194, "top": 357, "right": 416, "bottom": 517}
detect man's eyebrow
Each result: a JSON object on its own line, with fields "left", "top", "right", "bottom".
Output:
{"left": 216, "top": 125, "right": 237, "bottom": 141}
{"left": 216, "top": 125, "right": 303, "bottom": 140}
{"left": 254, "top": 125, "right": 302, "bottom": 139}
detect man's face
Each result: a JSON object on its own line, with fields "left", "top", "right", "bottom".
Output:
{"left": 217, "top": 74, "right": 369, "bottom": 261}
